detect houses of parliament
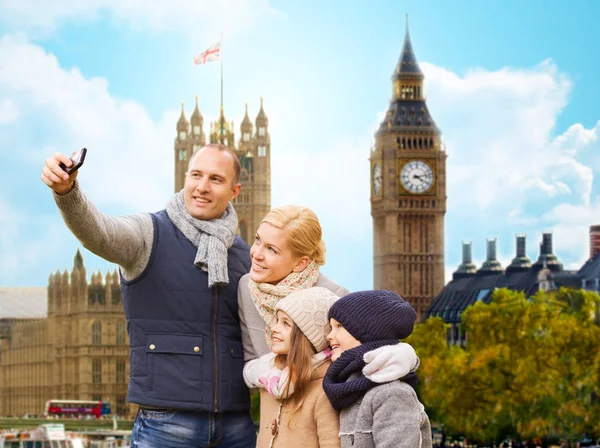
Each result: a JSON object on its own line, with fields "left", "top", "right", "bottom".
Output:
{"left": 0, "top": 25, "right": 446, "bottom": 417}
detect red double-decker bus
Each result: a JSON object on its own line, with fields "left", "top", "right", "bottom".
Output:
{"left": 44, "top": 400, "right": 111, "bottom": 418}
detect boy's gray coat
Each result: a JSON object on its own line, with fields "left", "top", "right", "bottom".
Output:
{"left": 338, "top": 380, "right": 432, "bottom": 448}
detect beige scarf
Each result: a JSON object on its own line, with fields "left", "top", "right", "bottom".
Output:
{"left": 249, "top": 261, "right": 320, "bottom": 347}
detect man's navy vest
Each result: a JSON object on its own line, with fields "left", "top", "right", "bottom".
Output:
{"left": 120, "top": 210, "right": 251, "bottom": 412}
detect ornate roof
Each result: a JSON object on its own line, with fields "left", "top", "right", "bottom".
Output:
{"left": 427, "top": 233, "right": 593, "bottom": 324}
{"left": 394, "top": 17, "right": 423, "bottom": 78}
{"left": 379, "top": 100, "right": 439, "bottom": 134}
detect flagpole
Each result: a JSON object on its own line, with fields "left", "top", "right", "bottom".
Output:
{"left": 220, "top": 31, "right": 224, "bottom": 144}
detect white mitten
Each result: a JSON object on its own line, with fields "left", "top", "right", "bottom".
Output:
{"left": 362, "top": 342, "right": 420, "bottom": 383}
{"left": 242, "top": 352, "right": 276, "bottom": 389}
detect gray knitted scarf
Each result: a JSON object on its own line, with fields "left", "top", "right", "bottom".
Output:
{"left": 166, "top": 191, "right": 238, "bottom": 288}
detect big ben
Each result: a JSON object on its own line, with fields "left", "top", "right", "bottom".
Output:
{"left": 370, "top": 20, "right": 446, "bottom": 321}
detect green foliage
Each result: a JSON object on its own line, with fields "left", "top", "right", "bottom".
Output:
{"left": 409, "top": 288, "right": 600, "bottom": 445}
{"left": 250, "top": 389, "right": 260, "bottom": 424}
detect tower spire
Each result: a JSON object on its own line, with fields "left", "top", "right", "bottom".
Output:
{"left": 395, "top": 14, "right": 422, "bottom": 77}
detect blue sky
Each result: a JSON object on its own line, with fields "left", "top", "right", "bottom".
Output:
{"left": 1, "top": 0, "right": 599, "bottom": 293}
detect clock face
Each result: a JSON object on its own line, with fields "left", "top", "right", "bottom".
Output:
{"left": 372, "top": 163, "right": 382, "bottom": 195}
{"left": 400, "top": 160, "right": 434, "bottom": 194}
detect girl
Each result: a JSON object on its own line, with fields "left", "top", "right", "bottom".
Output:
{"left": 244, "top": 286, "right": 342, "bottom": 447}
{"left": 323, "top": 290, "right": 433, "bottom": 448}
{"left": 238, "top": 205, "right": 419, "bottom": 380}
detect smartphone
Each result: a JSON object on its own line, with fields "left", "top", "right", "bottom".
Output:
{"left": 59, "top": 147, "right": 87, "bottom": 174}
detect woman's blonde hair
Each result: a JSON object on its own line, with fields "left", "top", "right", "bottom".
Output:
{"left": 261, "top": 206, "right": 326, "bottom": 265}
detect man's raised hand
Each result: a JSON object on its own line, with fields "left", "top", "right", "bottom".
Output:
{"left": 41, "top": 152, "right": 79, "bottom": 195}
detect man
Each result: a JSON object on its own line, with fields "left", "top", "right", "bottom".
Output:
{"left": 41, "top": 144, "right": 256, "bottom": 447}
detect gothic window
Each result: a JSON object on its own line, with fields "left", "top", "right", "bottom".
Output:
{"left": 179, "top": 149, "right": 187, "bottom": 161}
{"left": 193, "top": 125, "right": 201, "bottom": 135}
{"left": 179, "top": 131, "right": 186, "bottom": 141}
{"left": 193, "top": 144, "right": 200, "bottom": 153}
{"left": 112, "top": 286, "right": 121, "bottom": 305}
{"left": 92, "top": 321, "right": 102, "bottom": 345}
{"left": 116, "top": 395, "right": 127, "bottom": 417}
{"left": 243, "top": 132, "right": 250, "bottom": 142}
{"left": 92, "top": 359, "right": 102, "bottom": 384}
{"left": 116, "top": 360, "right": 126, "bottom": 383}
{"left": 239, "top": 221, "right": 248, "bottom": 243}
{"left": 258, "top": 146, "right": 266, "bottom": 157}
{"left": 116, "top": 321, "right": 126, "bottom": 345}
{"left": 258, "top": 127, "right": 265, "bottom": 137}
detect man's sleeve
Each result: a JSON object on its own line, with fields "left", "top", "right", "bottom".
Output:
{"left": 54, "top": 181, "right": 153, "bottom": 280}
{"left": 238, "top": 275, "right": 259, "bottom": 362}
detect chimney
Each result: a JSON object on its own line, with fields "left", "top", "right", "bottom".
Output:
{"left": 506, "top": 234, "right": 532, "bottom": 273}
{"left": 534, "top": 231, "right": 562, "bottom": 271}
{"left": 453, "top": 241, "right": 477, "bottom": 279}
{"left": 590, "top": 225, "right": 600, "bottom": 258}
{"left": 541, "top": 232, "right": 553, "bottom": 255}
{"left": 478, "top": 238, "right": 504, "bottom": 275}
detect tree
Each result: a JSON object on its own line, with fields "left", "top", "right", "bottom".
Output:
{"left": 408, "top": 288, "right": 600, "bottom": 446}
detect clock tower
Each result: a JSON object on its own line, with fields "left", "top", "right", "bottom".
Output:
{"left": 370, "top": 19, "right": 446, "bottom": 321}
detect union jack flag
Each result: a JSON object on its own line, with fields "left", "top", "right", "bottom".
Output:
{"left": 193, "top": 41, "right": 221, "bottom": 65}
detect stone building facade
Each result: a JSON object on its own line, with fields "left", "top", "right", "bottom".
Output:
{"left": 0, "top": 251, "right": 134, "bottom": 417}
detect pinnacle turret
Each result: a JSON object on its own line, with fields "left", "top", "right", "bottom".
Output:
{"left": 255, "top": 97, "right": 268, "bottom": 128}
{"left": 190, "top": 96, "right": 203, "bottom": 126}
{"left": 177, "top": 102, "right": 189, "bottom": 132}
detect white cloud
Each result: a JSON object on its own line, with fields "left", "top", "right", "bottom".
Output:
{"left": 0, "top": 99, "right": 18, "bottom": 123}
{"left": 0, "top": 0, "right": 283, "bottom": 38}
{"left": 0, "top": 33, "right": 175, "bottom": 211}
{"left": 415, "top": 60, "right": 600, "bottom": 278}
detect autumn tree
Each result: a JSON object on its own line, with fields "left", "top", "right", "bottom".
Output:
{"left": 408, "top": 288, "right": 600, "bottom": 446}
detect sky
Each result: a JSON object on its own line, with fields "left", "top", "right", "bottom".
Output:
{"left": 1, "top": 0, "right": 599, "bottom": 294}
